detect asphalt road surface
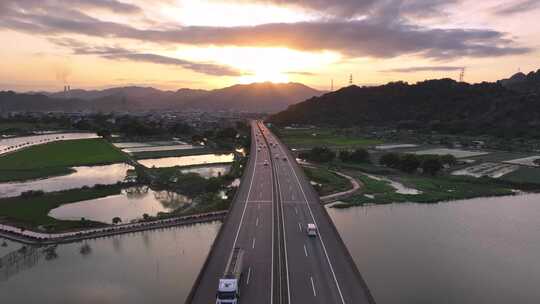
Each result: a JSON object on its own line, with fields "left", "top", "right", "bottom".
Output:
{"left": 188, "top": 121, "right": 375, "bottom": 304}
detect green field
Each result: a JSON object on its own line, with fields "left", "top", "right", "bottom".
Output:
{"left": 0, "top": 138, "right": 128, "bottom": 182}
{"left": 277, "top": 128, "right": 382, "bottom": 149}
{"left": 500, "top": 167, "right": 540, "bottom": 184}
{"left": 333, "top": 171, "right": 513, "bottom": 208}
{"left": 303, "top": 166, "right": 351, "bottom": 196}
{"left": 0, "top": 186, "right": 121, "bottom": 231}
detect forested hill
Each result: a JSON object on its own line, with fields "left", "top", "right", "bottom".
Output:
{"left": 0, "top": 82, "right": 322, "bottom": 113}
{"left": 268, "top": 71, "right": 540, "bottom": 137}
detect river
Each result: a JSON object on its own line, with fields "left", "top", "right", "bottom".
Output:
{"left": 0, "top": 221, "right": 221, "bottom": 304}
{"left": 327, "top": 193, "right": 540, "bottom": 304}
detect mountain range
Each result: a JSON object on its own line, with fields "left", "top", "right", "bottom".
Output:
{"left": 269, "top": 69, "right": 540, "bottom": 138}
{"left": 0, "top": 82, "right": 322, "bottom": 113}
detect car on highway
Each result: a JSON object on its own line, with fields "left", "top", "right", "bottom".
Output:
{"left": 263, "top": 160, "right": 269, "bottom": 166}
{"left": 307, "top": 223, "right": 317, "bottom": 237}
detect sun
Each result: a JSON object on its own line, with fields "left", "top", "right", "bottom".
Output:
{"left": 175, "top": 46, "right": 341, "bottom": 85}
{"left": 238, "top": 69, "right": 290, "bottom": 84}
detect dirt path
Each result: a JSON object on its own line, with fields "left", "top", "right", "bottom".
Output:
{"left": 320, "top": 170, "right": 363, "bottom": 203}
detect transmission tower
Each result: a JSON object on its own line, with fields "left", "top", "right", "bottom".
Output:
{"left": 349, "top": 74, "right": 353, "bottom": 85}
{"left": 459, "top": 67, "right": 465, "bottom": 82}
{"left": 330, "top": 79, "right": 334, "bottom": 92}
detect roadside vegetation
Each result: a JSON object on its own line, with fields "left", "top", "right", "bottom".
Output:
{"left": 0, "top": 138, "right": 128, "bottom": 182}
{"left": 274, "top": 127, "right": 381, "bottom": 149}
{"left": 0, "top": 185, "right": 122, "bottom": 231}
{"left": 303, "top": 166, "right": 350, "bottom": 196}
{"left": 284, "top": 140, "right": 531, "bottom": 208}
{"left": 332, "top": 173, "right": 513, "bottom": 208}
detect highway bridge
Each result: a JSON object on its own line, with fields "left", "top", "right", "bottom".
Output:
{"left": 187, "top": 121, "right": 375, "bottom": 304}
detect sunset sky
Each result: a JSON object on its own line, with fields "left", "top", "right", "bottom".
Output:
{"left": 0, "top": 0, "right": 539, "bottom": 91}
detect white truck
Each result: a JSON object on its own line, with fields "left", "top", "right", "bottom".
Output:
{"left": 216, "top": 247, "right": 245, "bottom": 304}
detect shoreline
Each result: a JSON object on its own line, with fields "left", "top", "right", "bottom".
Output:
{"left": 0, "top": 211, "right": 227, "bottom": 245}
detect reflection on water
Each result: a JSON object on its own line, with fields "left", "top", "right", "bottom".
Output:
{"left": 0, "top": 222, "right": 221, "bottom": 303}
{"left": 138, "top": 153, "right": 234, "bottom": 168}
{"left": 0, "top": 163, "right": 133, "bottom": 198}
{"left": 181, "top": 164, "right": 231, "bottom": 178}
{"left": 327, "top": 194, "right": 540, "bottom": 304}
{"left": 49, "top": 186, "right": 191, "bottom": 223}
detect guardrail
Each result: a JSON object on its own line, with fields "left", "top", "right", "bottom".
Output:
{"left": 0, "top": 211, "right": 227, "bottom": 245}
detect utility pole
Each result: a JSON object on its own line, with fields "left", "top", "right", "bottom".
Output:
{"left": 331, "top": 79, "right": 334, "bottom": 92}
{"left": 349, "top": 74, "right": 353, "bottom": 86}
{"left": 459, "top": 67, "right": 465, "bottom": 82}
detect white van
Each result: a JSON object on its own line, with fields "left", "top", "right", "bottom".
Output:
{"left": 307, "top": 223, "right": 317, "bottom": 237}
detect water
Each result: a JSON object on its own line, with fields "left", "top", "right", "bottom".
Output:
{"left": 0, "top": 163, "right": 133, "bottom": 198}
{"left": 0, "top": 132, "right": 97, "bottom": 155}
{"left": 0, "top": 221, "right": 221, "bottom": 303}
{"left": 327, "top": 193, "right": 540, "bottom": 304}
{"left": 138, "top": 153, "right": 234, "bottom": 168}
{"left": 181, "top": 164, "right": 231, "bottom": 178}
{"left": 364, "top": 173, "right": 422, "bottom": 194}
{"left": 123, "top": 144, "right": 200, "bottom": 153}
{"left": 49, "top": 186, "right": 192, "bottom": 224}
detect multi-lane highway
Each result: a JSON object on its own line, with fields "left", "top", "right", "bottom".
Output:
{"left": 187, "top": 121, "right": 375, "bottom": 304}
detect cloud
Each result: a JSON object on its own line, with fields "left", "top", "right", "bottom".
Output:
{"left": 226, "top": 0, "right": 458, "bottom": 19}
{"left": 50, "top": 38, "right": 242, "bottom": 76}
{"left": 285, "top": 71, "right": 317, "bottom": 76}
{"left": 70, "top": 0, "right": 142, "bottom": 14}
{"left": 492, "top": 0, "right": 540, "bottom": 16}
{"left": 380, "top": 66, "right": 464, "bottom": 73}
{"left": 0, "top": 0, "right": 531, "bottom": 61}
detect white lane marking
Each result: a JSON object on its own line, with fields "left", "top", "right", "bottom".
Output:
{"left": 298, "top": 222, "right": 302, "bottom": 232}
{"left": 252, "top": 237, "right": 256, "bottom": 249}
{"left": 267, "top": 123, "right": 275, "bottom": 304}
{"left": 310, "top": 276, "right": 317, "bottom": 297}
{"left": 304, "top": 244, "right": 308, "bottom": 257}
{"left": 274, "top": 152, "right": 292, "bottom": 304}
{"left": 228, "top": 122, "right": 263, "bottom": 300}
{"left": 247, "top": 267, "right": 252, "bottom": 285}
{"left": 295, "top": 207, "right": 298, "bottom": 215}
{"left": 272, "top": 127, "right": 347, "bottom": 304}
{"left": 231, "top": 123, "right": 258, "bottom": 250}
{"left": 255, "top": 217, "right": 259, "bottom": 227}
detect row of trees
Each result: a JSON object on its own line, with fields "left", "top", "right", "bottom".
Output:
{"left": 379, "top": 153, "right": 457, "bottom": 175}
{"left": 298, "top": 146, "right": 371, "bottom": 163}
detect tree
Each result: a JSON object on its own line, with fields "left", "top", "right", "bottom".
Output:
{"left": 112, "top": 217, "right": 122, "bottom": 225}
{"left": 169, "top": 122, "right": 192, "bottom": 135}
{"left": 441, "top": 154, "right": 457, "bottom": 166}
{"left": 422, "top": 158, "right": 443, "bottom": 175}
{"left": 308, "top": 147, "right": 335, "bottom": 162}
{"left": 217, "top": 127, "right": 238, "bottom": 139}
{"left": 380, "top": 153, "right": 400, "bottom": 168}
{"left": 350, "top": 148, "right": 370, "bottom": 163}
{"left": 399, "top": 154, "right": 421, "bottom": 173}
{"left": 191, "top": 134, "right": 205, "bottom": 144}
{"left": 97, "top": 129, "right": 111, "bottom": 139}
{"left": 142, "top": 213, "right": 150, "bottom": 221}
{"left": 339, "top": 150, "right": 351, "bottom": 162}
{"left": 534, "top": 159, "right": 540, "bottom": 166}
